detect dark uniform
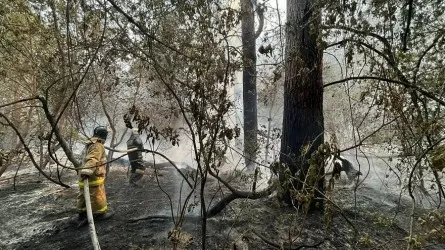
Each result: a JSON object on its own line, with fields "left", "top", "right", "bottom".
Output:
{"left": 127, "top": 131, "right": 146, "bottom": 185}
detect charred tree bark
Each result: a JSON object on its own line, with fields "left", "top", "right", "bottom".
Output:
{"left": 279, "top": 0, "right": 324, "bottom": 208}
{"left": 242, "top": 0, "right": 258, "bottom": 169}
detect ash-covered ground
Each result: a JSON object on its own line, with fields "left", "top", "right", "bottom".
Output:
{"left": 1, "top": 157, "right": 444, "bottom": 250}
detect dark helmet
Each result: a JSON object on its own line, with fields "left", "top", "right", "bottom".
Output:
{"left": 93, "top": 126, "right": 108, "bottom": 141}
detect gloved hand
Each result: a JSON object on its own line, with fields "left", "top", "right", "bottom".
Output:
{"left": 79, "top": 168, "right": 94, "bottom": 179}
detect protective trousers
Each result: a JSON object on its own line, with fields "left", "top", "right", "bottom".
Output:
{"left": 129, "top": 160, "right": 146, "bottom": 185}
{"left": 77, "top": 176, "right": 108, "bottom": 214}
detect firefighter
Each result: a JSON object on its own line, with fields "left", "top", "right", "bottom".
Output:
{"left": 76, "top": 126, "right": 114, "bottom": 227}
{"left": 127, "top": 128, "right": 146, "bottom": 186}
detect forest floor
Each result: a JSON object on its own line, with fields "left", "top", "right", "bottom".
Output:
{"left": 1, "top": 162, "right": 444, "bottom": 250}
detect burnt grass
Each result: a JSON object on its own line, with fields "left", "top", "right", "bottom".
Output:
{"left": 0, "top": 164, "right": 442, "bottom": 250}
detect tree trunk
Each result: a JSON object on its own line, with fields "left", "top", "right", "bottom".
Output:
{"left": 241, "top": 0, "right": 258, "bottom": 170}
{"left": 279, "top": 0, "right": 324, "bottom": 208}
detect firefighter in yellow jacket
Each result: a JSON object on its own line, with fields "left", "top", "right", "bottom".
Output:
{"left": 76, "top": 126, "right": 114, "bottom": 227}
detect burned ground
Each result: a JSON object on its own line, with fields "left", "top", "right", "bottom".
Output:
{"left": 1, "top": 163, "right": 444, "bottom": 249}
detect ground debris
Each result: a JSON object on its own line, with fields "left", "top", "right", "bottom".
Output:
{"left": 0, "top": 164, "right": 443, "bottom": 250}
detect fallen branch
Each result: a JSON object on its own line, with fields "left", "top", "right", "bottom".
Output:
{"left": 207, "top": 173, "right": 276, "bottom": 217}
{"left": 128, "top": 215, "right": 173, "bottom": 223}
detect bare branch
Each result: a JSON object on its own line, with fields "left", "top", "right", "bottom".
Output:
{"left": 322, "top": 25, "right": 392, "bottom": 51}
{"left": 45, "top": 5, "right": 107, "bottom": 169}
{"left": 0, "top": 113, "right": 70, "bottom": 188}
{"left": 413, "top": 34, "right": 443, "bottom": 84}
{"left": 325, "top": 38, "right": 391, "bottom": 63}
{"left": 105, "top": 0, "right": 190, "bottom": 58}
{"left": 340, "top": 118, "right": 397, "bottom": 153}
{"left": 207, "top": 167, "right": 276, "bottom": 217}
{"left": 0, "top": 96, "right": 40, "bottom": 109}
{"left": 324, "top": 76, "right": 445, "bottom": 107}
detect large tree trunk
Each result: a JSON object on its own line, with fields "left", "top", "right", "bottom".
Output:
{"left": 279, "top": 0, "right": 324, "bottom": 208}
{"left": 241, "top": 0, "right": 258, "bottom": 169}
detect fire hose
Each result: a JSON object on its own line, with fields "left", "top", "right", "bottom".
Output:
{"left": 84, "top": 178, "right": 101, "bottom": 250}
{"left": 81, "top": 146, "right": 136, "bottom": 250}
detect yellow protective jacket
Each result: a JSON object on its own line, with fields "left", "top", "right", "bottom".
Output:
{"left": 82, "top": 137, "right": 107, "bottom": 177}
{"left": 77, "top": 137, "right": 108, "bottom": 214}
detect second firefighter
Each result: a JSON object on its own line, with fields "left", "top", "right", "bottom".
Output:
{"left": 127, "top": 128, "right": 146, "bottom": 186}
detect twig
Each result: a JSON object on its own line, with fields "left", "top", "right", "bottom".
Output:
{"left": 105, "top": 0, "right": 190, "bottom": 58}
{"left": 408, "top": 135, "right": 445, "bottom": 200}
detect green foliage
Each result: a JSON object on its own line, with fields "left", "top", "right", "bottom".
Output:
{"left": 405, "top": 236, "right": 425, "bottom": 250}
{"left": 322, "top": 0, "right": 445, "bottom": 201}
{"left": 373, "top": 213, "right": 393, "bottom": 227}
{"left": 358, "top": 232, "right": 373, "bottom": 247}
{"left": 278, "top": 142, "right": 337, "bottom": 213}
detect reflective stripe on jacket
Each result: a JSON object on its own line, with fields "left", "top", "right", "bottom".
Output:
{"left": 78, "top": 177, "right": 105, "bottom": 188}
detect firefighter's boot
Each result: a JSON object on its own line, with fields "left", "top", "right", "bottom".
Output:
{"left": 129, "top": 171, "right": 144, "bottom": 187}
{"left": 94, "top": 211, "right": 114, "bottom": 221}
{"left": 77, "top": 212, "right": 88, "bottom": 228}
